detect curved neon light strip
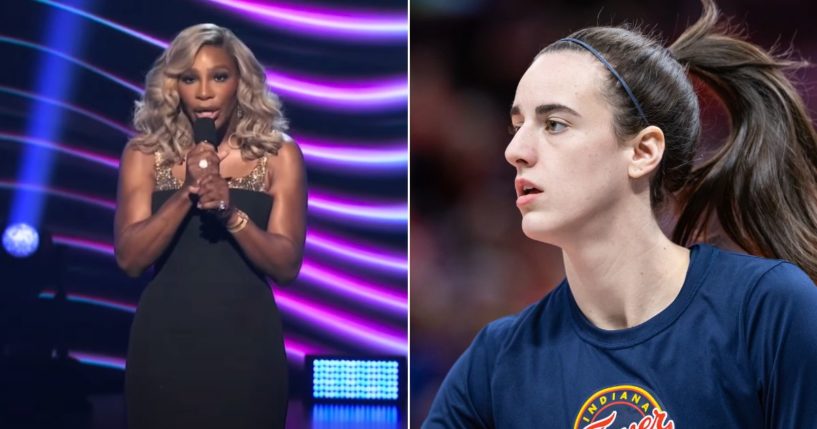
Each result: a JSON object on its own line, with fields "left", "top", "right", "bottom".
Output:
{"left": 68, "top": 351, "right": 126, "bottom": 370}
{"left": 0, "top": 85, "right": 134, "bottom": 135}
{"left": 0, "top": 181, "right": 116, "bottom": 210}
{"left": 309, "top": 192, "right": 407, "bottom": 223}
{"left": 0, "top": 172, "right": 405, "bottom": 223}
{"left": 41, "top": 291, "right": 315, "bottom": 363}
{"left": 204, "top": 0, "right": 406, "bottom": 39}
{"left": 0, "top": 92, "right": 406, "bottom": 170}
{"left": 306, "top": 231, "right": 406, "bottom": 273}
{"left": 296, "top": 136, "right": 406, "bottom": 167}
{"left": 265, "top": 71, "right": 406, "bottom": 108}
{"left": 2, "top": 19, "right": 406, "bottom": 108}
{"left": 274, "top": 291, "right": 406, "bottom": 355}
{"left": 299, "top": 262, "right": 406, "bottom": 312}
{"left": 51, "top": 235, "right": 407, "bottom": 316}
{"left": 35, "top": 0, "right": 169, "bottom": 47}
{"left": 0, "top": 132, "right": 119, "bottom": 168}
{"left": 0, "top": 35, "right": 142, "bottom": 93}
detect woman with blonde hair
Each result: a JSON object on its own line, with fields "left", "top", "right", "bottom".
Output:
{"left": 425, "top": 0, "right": 817, "bottom": 427}
{"left": 114, "top": 23, "right": 306, "bottom": 428}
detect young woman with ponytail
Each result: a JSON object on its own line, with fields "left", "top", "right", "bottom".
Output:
{"left": 423, "top": 0, "right": 817, "bottom": 427}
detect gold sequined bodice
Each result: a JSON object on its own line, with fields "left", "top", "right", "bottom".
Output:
{"left": 153, "top": 152, "right": 268, "bottom": 192}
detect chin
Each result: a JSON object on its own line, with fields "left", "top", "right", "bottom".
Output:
{"left": 520, "top": 214, "right": 561, "bottom": 245}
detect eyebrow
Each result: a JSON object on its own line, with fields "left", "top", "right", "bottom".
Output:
{"left": 510, "top": 103, "right": 580, "bottom": 118}
{"left": 184, "top": 64, "right": 233, "bottom": 73}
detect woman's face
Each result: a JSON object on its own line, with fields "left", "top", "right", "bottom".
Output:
{"left": 177, "top": 45, "right": 239, "bottom": 132}
{"left": 505, "top": 51, "right": 636, "bottom": 245}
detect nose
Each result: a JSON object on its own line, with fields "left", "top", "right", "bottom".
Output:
{"left": 196, "top": 80, "right": 213, "bottom": 100}
{"left": 505, "top": 128, "right": 536, "bottom": 169}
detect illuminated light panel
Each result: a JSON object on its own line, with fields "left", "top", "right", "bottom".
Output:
{"left": 311, "top": 404, "right": 399, "bottom": 426}
{"left": 274, "top": 291, "right": 406, "bottom": 355}
{"left": 0, "top": 35, "right": 142, "bottom": 93}
{"left": 306, "top": 231, "right": 406, "bottom": 273}
{"left": 0, "top": 85, "right": 134, "bottom": 135}
{"left": 204, "top": 0, "right": 406, "bottom": 40}
{"left": 299, "top": 262, "right": 406, "bottom": 313}
{"left": 310, "top": 358, "right": 400, "bottom": 400}
{"left": 0, "top": 181, "right": 116, "bottom": 210}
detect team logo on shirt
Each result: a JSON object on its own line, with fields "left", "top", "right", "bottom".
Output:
{"left": 573, "top": 385, "right": 675, "bottom": 429}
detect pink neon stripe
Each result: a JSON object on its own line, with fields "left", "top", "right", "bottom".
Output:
{"left": 298, "top": 262, "right": 406, "bottom": 312}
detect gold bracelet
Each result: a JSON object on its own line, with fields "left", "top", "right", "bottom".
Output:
{"left": 226, "top": 209, "right": 249, "bottom": 233}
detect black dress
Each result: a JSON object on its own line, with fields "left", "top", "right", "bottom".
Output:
{"left": 125, "top": 156, "right": 287, "bottom": 429}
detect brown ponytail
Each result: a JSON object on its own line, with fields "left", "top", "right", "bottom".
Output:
{"left": 538, "top": 0, "right": 817, "bottom": 281}
{"left": 669, "top": 0, "right": 817, "bottom": 280}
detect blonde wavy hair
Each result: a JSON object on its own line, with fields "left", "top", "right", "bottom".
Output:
{"left": 128, "top": 23, "right": 287, "bottom": 164}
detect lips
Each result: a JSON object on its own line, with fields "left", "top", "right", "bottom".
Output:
{"left": 514, "top": 177, "right": 543, "bottom": 207}
{"left": 193, "top": 108, "right": 219, "bottom": 120}
{"left": 514, "top": 178, "right": 543, "bottom": 198}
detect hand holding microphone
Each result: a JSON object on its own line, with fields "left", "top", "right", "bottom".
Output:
{"left": 186, "top": 118, "right": 230, "bottom": 213}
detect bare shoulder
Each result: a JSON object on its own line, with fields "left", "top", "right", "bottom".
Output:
{"left": 267, "top": 134, "right": 304, "bottom": 167}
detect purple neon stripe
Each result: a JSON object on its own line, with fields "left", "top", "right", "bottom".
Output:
{"left": 306, "top": 231, "right": 406, "bottom": 272}
{"left": 7, "top": 11, "right": 406, "bottom": 109}
{"left": 0, "top": 35, "right": 142, "bottom": 93}
{"left": 298, "top": 262, "right": 406, "bottom": 312}
{"left": 0, "top": 132, "right": 120, "bottom": 168}
{"left": 52, "top": 235, "right": 406, "bottom": 312}
{"left": 308, "top": 192, "right": 406, "bottom": 223}
{"left": 0, "top": 121, "right": 407, "bottom": 171}
{"left": 50, "top": 236, "right": 407, "bottom": 345}
{"left": 295, "top": 135, "right": 406, "bottom": 169}
{"left": 0, "top": 181, "right": 116, "bottom": 210}
{"left": 0, "top": 85, "right": 134, "bottom": 135}
{"left": 265, "top": 70, "right": 406, "bottom": 108}
{"left": 54, "top": 233, "right": 407, "bottom": 276}
{"left": 39, "top": 290, "right": 137, "bottom": 313}
{"left": 0, "top": 83, "right": 404, "bottom": 171}
{"left": 52, "top": 235, "right": 114, "bottom": 255}
{"left": 36, "top": 0, "right": 168, "bottom": 48}
{"left": 68, "top": 351, "right": 126, "bottom": 370}
{"left": 39, "top": 288, "right": 317, "bottom": 364}
{"left": 204, "top": 0, "right": 406, "bottom": 39}
{"left": 273, "top": 290, "right": 406, "bottom": 355}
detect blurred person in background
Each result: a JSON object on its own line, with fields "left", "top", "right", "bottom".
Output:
{"left": 416, "top": 0, "right": 817, "bottom": 427}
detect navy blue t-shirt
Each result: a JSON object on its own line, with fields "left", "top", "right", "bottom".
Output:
{"left": 424, "top": 244, "right": 817, "bottom": 428}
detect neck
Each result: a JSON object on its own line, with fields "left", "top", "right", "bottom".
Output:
{"left": 560, "top": 199, "right": 690, "bottom": 330}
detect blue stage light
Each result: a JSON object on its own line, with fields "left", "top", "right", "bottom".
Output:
{"left": 308, "top": 357, "right": 404, "bottom": 402}
{"left": 2, "top": 223, "right": 40, "bottom": 258}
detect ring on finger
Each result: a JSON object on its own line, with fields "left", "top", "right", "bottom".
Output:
{"left": 217, "top": 200, "right": 228, "bottom": 211}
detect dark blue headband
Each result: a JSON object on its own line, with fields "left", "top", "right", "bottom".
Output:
{"left": 559, "top": 37, "right": 648, "bottom": 125}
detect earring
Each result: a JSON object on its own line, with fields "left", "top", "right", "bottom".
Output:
{"left": 237, "top": 106, "right": 244, "bottom": 118}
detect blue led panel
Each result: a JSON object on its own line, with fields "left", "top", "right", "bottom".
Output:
{"left": 310, "top": 357, "right": 401, "bottom": 401}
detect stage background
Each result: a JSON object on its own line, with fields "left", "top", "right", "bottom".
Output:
{"left": 410, "top": 0, "right": 817, "bottom": 426}
{"left": 0, "top": 0, "right": 407, "bottom": 427}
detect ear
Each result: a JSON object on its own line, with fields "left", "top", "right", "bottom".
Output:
{"left": 627, "top": 125, "right": 665, "bottom": 179}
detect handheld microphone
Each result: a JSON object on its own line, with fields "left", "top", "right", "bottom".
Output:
{"left": 192, "top": 117, "right": 218, "bottom": 148}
